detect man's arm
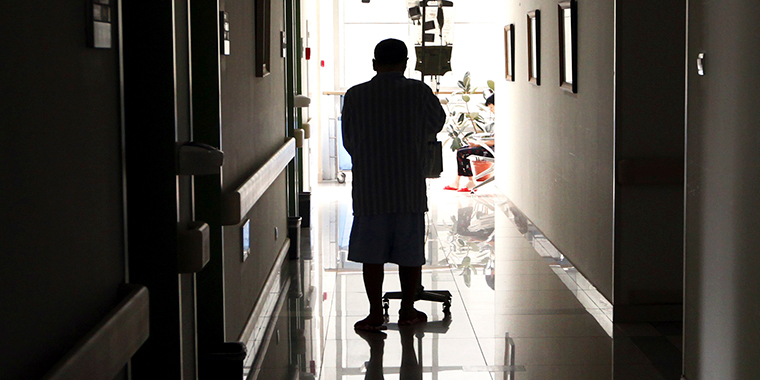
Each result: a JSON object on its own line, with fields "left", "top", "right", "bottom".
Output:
{"left": 424, "top": 88, "right": 446, "bottom": 134}
{"left": 341, "top": 92, "right": 353, "bottom": 154}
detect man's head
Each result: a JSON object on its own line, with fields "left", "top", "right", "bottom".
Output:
{"left": 373, "top": 39, "right": 408, "bottom": 73}
{"left": 485, "top": 94, "right": 495, "bottom": 113}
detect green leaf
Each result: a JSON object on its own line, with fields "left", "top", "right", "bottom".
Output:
{"left": 457, "top": 113, "right": 465, "bottom": 123}
{"left": 487, "top": 80, "right": 495, "bottom": 90}
{"left": 462, "top": 95, "right": 470, "bottom": 102}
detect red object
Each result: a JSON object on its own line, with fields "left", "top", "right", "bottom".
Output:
{"left": 305, "top": 47, "right": 311, "bottom": 60}
{"left": 320, "top": 60, "right": 325, "bottom": 67}
{"left": 323, "top": 292, "right": 327, "bottom": 301}
{"left": 310, "top": 360, "right": 316, "bottom": 375}
{"left": 472, "top": 161, "right": 493, "bottom": 181}
{"left": 443, "top": 185, "right": 458, "bottom": 191}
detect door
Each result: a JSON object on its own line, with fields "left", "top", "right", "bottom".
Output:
{"left": 121, "top": 0, "right": 199, "bottom": 378}
{"left": 0, "top": 0, "right": 129, "bottom": 378}
{"left": 684, "top": 1, "right": 760, "bottom": 378}
{"left": 190, "top": 0, "right": 300, "bottom": 376}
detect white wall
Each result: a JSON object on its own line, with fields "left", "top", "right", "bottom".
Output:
{"left": 497, "top": 0, "right": 616, "bottom": 299}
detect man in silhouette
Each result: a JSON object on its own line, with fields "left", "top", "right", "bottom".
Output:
{"left": 342, "top": 38, "right": 445, "bottom": 330}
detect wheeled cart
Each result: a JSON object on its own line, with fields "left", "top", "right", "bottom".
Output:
{"left": 382, "top": 286, "right": 452, "bottom": 321}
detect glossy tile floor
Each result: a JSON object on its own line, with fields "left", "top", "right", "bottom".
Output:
{"left": 303, "top": 175, "right": 682, "bottom": 380}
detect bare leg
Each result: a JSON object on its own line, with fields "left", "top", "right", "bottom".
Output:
{"left": 355, "top": 329, "right": 386, "bottom": 380}
{"left": 357, "top": 263, "right": 385, "bottom": 327}
{"left": 398, "top": 325, "right": 422, "bottom": 380}
{"left": 447, "top": 176, "right": 461, "bottom": 189}
{"left": 398, "top": 265, "right": 422, "bottom": 319}
{"left": 463, "top": 176, "right": 476, "bottom": 189}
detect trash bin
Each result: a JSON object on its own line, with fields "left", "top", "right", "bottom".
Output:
{"left": 200, "top": 342, "right": 247, "bottom": 379}
{"left": 288, "top": 216, "right": 302, "bottom": 260}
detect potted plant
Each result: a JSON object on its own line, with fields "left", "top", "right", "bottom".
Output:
{"left": 441, "top": 72, "right": 495, "bottom": 151}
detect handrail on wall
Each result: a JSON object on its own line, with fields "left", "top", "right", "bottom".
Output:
{"left": 222, "top": 138, "right": 296, "bottom": 225}
{"left": 239, "top": 238, "right": 290, "bottom": 345}
{"left": 43, "top": 284, "right": 150, "bottom": 380}
{"left": 238, "top": 238, "right": 292, "bottom": 379}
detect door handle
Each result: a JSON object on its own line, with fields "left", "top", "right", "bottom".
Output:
{"left": 178, "top": 222, "right": 210, "bottom": 273}
{"left": 176, "top": 142, "right": 224, "bottom": 175}
{"left": 697, "top": 52, "right": 705, "bottom": 76}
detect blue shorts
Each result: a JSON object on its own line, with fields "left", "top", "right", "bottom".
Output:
{"left": 348, "top": 213, "right": 426, "bottom": 266}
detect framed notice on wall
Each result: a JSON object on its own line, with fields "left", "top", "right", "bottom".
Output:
{"left": 527, "top": 10, "right": 541, "bottom": 85}
{"left": 559, "top": 0, "right": 578, "bottom": 93}
{"left": 504, "top": 24, "right": 515, "bottom": 81}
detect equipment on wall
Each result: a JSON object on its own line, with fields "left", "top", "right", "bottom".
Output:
{"left": 408, "top": 0, "right": 454, "bottom": 87}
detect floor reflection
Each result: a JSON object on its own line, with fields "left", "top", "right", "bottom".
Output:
{"left": 355, "top": 320, "right": 457, "bottom": 380}
{"left": 437, "top": 196, "right": 496, "bottom": 290}
{"left": 295, "top": 181, "right": 682, "bottom": 380}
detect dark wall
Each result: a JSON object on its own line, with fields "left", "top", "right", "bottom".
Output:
{"left": 0, "top": 1, "right": 125, "bottom": 378}
{"left": 614, "top": 0, "right": 685, "bottom": 320}
{"left": 685, "top": 0, "right": 760, "bottom": 377}
{"left": 500, "top": 0, "right": 616, "bottom": 299}
{"left": 218, "top": 0, "right": 290, "bottom": 341}
{"left": 257, "top": 313, "right": 292, "bottom": 379}
{"left": 225, "top": 177, "right": 289, "bottom": 339}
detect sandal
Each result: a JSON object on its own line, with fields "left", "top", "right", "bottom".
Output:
{"left": 398, "top": 310, "right": 427, "bottom": 326}
{"left": 457, "top": 188, "right": 476, "bottom": 193}
{"left": 354, "top": 317, "right": 387, "bottom": 331}
{"left": 443, "top": 185, "right": 459, "bottom": 191}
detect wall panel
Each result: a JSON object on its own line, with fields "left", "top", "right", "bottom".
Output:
{"left": 220, "top": 0, "right": 290, "bottom": 341}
